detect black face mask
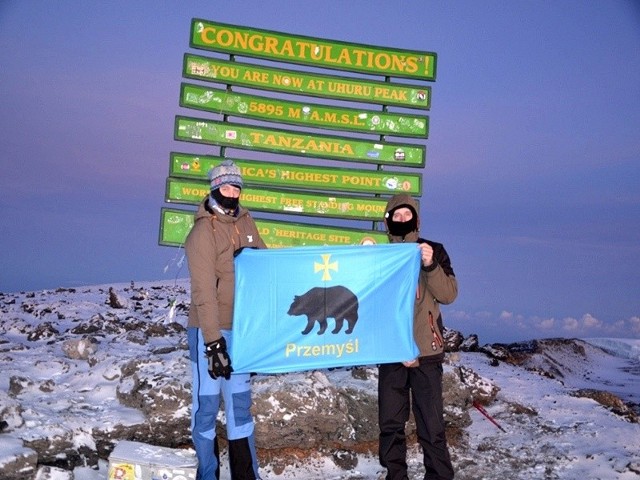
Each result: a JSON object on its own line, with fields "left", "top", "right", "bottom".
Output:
{"left": 211, "top": 188, "right": 240, "bottom": 212}
{"left": 386, "top": 216, "right": 418, "bottom": 237}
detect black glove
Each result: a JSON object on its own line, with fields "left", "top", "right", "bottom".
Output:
{"left": 205, "top": 337, "right": 233, "bottom": 380}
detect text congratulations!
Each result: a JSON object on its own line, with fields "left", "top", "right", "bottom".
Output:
{"left": 192, "top": 20, "right": 436, "bottom": 80}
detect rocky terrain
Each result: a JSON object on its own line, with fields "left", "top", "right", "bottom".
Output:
{"left": 1, "top": 280, "right": 638, "bottom": 479}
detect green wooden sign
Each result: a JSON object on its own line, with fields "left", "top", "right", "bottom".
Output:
{"left": 160, "top": 208, "right": 195, "bottom": 246}
{"left": 180, "top": 83, "right": 429, "bottom": 138}
{"left": 170, "top": 153, "right": 422, "bottom": 195}
{"left": 183, "top": 54, "right": 431, "bottom": 110}
{"left": 190, "top": 20, "right": 437, "bottom": 80}
{"left": 160, "top": 207, "right": 388, "bottom": 247}
{"left": 175, "top": 116, "right": 425, "bottom": 167}
{"left": 161, "top": 20, "right": 436, "bottom": 250}
{"left": 166, "top": 178, "right": 389, "bottom": 220}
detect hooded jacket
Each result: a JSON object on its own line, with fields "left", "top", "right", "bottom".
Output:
{"left": 185, "top": 198, "right": 266, "bottom": 344}
{"left": 384, "top": 194, "right": 457, "bottom": 362}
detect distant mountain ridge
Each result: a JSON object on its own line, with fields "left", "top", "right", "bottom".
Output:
{"left": 582, "top": 337, "right": 640, "bottom": 361}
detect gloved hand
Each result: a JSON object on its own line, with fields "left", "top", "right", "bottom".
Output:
{"left": 205, "top": 337, "right": 233, "bottom": 380}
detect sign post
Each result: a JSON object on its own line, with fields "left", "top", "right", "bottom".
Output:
{"left": 161, "top": 20, "right": 436, "bottom": 248}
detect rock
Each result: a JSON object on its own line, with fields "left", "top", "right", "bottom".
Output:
{"left": 8, "top": 376, "right": 32, "bottom": 397}
{"left": 571, "top": 389, "right": 638, "bottom": 423}
{"left": 339, "top": 384, "right": 380, "bottom": 443}
{"left": 442, "top": 367, "right": 473, "bottom": 428}
{"left": 0, "top": 437, "right": 38, "bottom": 480}
{"left": 34, "top": 465, "right": 73, "bottom": 479}
{"left": 114, "top": 356, "right": 193, "bottom": 447}
{"left": 460, "top": 334, "right": 479, "bottom": 352}
{"left": 107, "top": 287, "right": 128, "bottom": 309}
{"left": 456, "top": 365, "right": 499, "bottom": 404}
{"left": 61, "top": 337, "right": 98, "bottom": 360}
{"left": 443, "top": 327, "right": 464, "bottom": 352}
{"left": 0, "top": 391, "right": 24, "bottom": 432}
{"left": 251, "top": 370, "right": 355, "bottom": 450}
{"left": 479, "top": 343, "right": 511, "bottom": 361}
{"left": 26, "top": 322, "right": 59, "bottom": 342}
{"left": 331, "top": 448, "right": 358, "bottom": 470}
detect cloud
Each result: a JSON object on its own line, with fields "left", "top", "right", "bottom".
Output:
{"left": 447, "top": 310, "right": 472, "bottom": 321}
{"left": 447, "top": 309, "right": 640, "bottom": 344}
{"left": 538, "top": 317, "right": 555, "bottom": 330}
{"left": 581, "top": 313, "right": 602, "bottom": 329}
{"left": 562, "top": 317, "right": 579, "bottom": 332}
{"left": 627, "top": 316, "right": 640, "bottom": 335}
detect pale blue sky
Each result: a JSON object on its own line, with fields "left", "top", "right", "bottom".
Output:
{"left": 0, "top": 1, "right": 638, "bottom": 343}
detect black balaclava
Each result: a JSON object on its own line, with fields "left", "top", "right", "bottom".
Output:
{"left": 386, "top": 204, "right": 418, "bottom": 237}
{"left": 208, "top": 159, "right": 243, "bottom": 214}
{"left": 211, "top": 187, "right": 240, "bottom": 212}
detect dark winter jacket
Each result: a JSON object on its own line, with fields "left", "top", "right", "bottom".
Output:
{"left": 185, "top": 198, "right": 266, "bottom": 344}
{"left": 384, "top": 194, "right": 457, "bottom": 362}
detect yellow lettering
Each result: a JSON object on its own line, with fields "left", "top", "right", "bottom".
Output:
{"left": 200, "top": 27, "right": 216, "bottom": 44}
{"left": 328, "top": 234, "right": 351, "bottom": 243}
{"left": 263, "top": 36, "right": 279, "bottom": 54}
{"left": 216, "top": 29, "right": 234, "bottom": 48}
{"left": 373, "top": 87, "right": 408, "bottom": 101}
{"left": 198, "top": 26, "right": 429, "bottom": 78}
{"left": 241, "top": 193, "right": 277, "bottom": 204}
{"left": 279, "top": 197, "right": 304, "bottom": 208}
{"left": 336, "top": 48, "right": 352, "bottom": 65}
{"left": 352, "top": 49, "right": 366, "bottom": 66}
{"left": 242, "top": 70, "right": 268, "bottom": 83}
{"left": 248, "top": 34, "right": 263, "bottom": 51}
{"left": 403, "top": 55, "right": 419, "bottom": 73}
{"left": 215, "top": 65, "right": 239, "bottom": 79}
{"left": 249, "top": 132, "right": 264, "bottom": 143}
{"left": 273, "top": 74, "right": 303, "bottom": 89}
{"left": 283, "top": 340, "right": 360, "bottom": 358}
{"left": 181, "top": 187, "right": 209, "bottom": 197}
{"left": 310, "top": 44, "right": 323, "bottom": 60}
{"left": 328, "top": 82, "right": 372, "bottom": 98}
{"left": 355, "top": 203, "right": 385, "bottom": 214}
{"left": 341, "top": 175, "right": 380, "bottom": 187}
{"left": 287, "top": 107, "right": 301, "bottom": 119}
{"left": 295, "top": 41, "right": 311, "bottom": 59}
{"left": 280, "top": 39, "right": 295, "bottom": 57}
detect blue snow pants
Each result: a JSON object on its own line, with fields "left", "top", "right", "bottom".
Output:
{"left": 188, "top": 328, "right": 260, "bottom": 480}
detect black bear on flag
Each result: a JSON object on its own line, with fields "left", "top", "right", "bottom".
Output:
{"left": 287, "top": 286, "right": 359, "bottom": 335}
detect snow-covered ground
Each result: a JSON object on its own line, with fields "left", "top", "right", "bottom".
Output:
{"left": 453, "top": 342, "right": 640, "bottom": 480}
{"left": 1, "top": 281, "right": 638, "bottom": 479}
{"left": 250, "top": 338, "right": 640, "bottom": 480}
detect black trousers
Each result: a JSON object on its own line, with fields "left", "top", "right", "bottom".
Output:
{"left": 378, "top": 361, "right": 454, "bottom": 480}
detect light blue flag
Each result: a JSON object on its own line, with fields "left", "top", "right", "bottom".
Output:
{"left": 231, "top": 243, "right": 421, "bottom": 374}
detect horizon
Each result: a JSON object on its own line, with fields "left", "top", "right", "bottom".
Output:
{"left": 3, "top": 275, "right": 637, "bottom": 347}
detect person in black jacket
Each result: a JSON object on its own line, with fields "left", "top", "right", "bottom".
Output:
{"left": 378, "top": 193, "right": 458, "bottom": 480}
